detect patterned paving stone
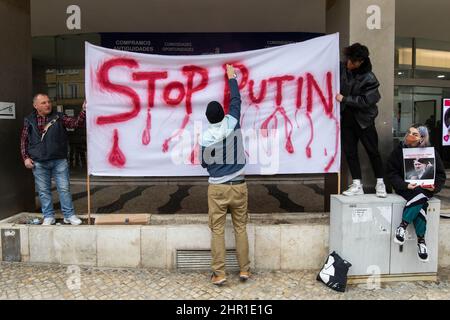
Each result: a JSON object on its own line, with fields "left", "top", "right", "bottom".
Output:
{"left": 40, "top": 177, "right": 328, "bottom": 214}
{"left": 32, "top": 170, "right": 450, "bottom": 217}
{"left": 1, "top": 262, "right": 450, "bottom": 300}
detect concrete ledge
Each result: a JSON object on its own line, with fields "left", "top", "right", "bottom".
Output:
{"left": 1, "top": 213, "right": 450, "bottom": 271}
{"left": 439, "top": 219, "right": 450, "bottom": 267}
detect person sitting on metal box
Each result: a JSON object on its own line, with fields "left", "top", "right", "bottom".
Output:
{"left": 386, "top": 125, "right": 446, "bottom": 262}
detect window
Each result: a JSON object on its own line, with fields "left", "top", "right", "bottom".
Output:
{"left": 394, "top": 86, "right": 444, "bottom": 143}
{"left": 57, "top": 83, "right": 64, "bottom": 99}
{"left": 47, "top": 86, "right": 56, "bottom": 100}
{"left": 68, "top": 84, "right": 78, "bottom": 98}
{"left": 395, "top": 37, "right": 450, "bottom": 80}
{"left": 395, "top": 37, "right": 413, "bottom": 79}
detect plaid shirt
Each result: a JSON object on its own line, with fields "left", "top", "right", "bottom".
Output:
{"left": 20, "top": 110, "right": 86, "bottom": 161}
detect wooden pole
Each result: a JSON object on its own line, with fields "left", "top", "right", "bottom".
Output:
{"left": 87, "top": 173, "right": 91, "bottom": 225}
{"left": 337, "top": 171, "right": 341, "bottom": 195}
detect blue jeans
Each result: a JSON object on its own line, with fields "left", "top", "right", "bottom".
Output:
{"left": 32, "top": 159, "right": 75, "bottom": 219}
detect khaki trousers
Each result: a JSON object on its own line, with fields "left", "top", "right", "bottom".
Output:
{"left": 208, "top": 182, "right": 250, "bottom": 276}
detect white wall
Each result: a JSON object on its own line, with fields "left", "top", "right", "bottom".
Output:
{"left": 31, "top": 0, "right": 326, "bottom": 36}
{"left": 396, "top": 0, "right": 450, "bottom": 42}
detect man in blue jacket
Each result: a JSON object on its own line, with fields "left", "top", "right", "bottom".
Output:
{"left": 200, "top": 64, "right": 250, "bottom": 285}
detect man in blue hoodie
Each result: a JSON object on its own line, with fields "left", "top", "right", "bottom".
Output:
{"left": 200, "top": 64, "right": 250, "bottom": 285}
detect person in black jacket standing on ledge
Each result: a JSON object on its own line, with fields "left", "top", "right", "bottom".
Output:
{"left": 336, "top": 43, "right": 387, "bottom": 197}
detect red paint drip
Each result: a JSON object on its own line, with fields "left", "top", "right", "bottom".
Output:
{"left": 294, "top": 109, "right": 301, "bottom": 129}
{"left": 108, "top": 129, "right": 126, "bottom": 167}
{"left": 324, "top": 148, "right": 328, "bottom": 156}
{"left": 257, "top": 76, "right": 296, "bottom": 153}
{"left": 278, "top": 106, "right": 294, "bottom": 154}
{"left": 189, "top": 134, "right": 201, "bottom": 165}
{"left": 261, "top": 106, "right": 293, "bottom": 154}
{"left": 324, "top": 115, "right": 340, "bottom": 172}
{"left": 142, "top": 110, "right": 151, "bottom": 145}
{"left": 305, "top": 112, "right": 313, "bottom": 158}
{"left": 294, "top": 77, "right": 304, "bottom": 129}
{"left": 162, "top": 114, "right": 190, "bottom": 153}
{"left": 303, "top": 72, "right": 334, "bottom": 159}
{"left": 96, "top": 58, "right": 141, "bottom": 125}
{"left": 261, "top": 109, "right": 278, "bottom": 137}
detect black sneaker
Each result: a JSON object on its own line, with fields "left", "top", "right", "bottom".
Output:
{"left": 394, "top": 226, "right": 406, "bottom": 245}
{"left": 417, "top": 242, "right": 429, "bottom": 262}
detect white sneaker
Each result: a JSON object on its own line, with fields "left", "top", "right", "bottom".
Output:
{"left": 417, "top": 242, "right": 429, "bottom": 262}
{"left": 394, "top": 226, "right": 406, "bottom": 245}
{"left": 63, "top": 215, "right": 82, "bottom": 225}
{"left": 42, "top": 217, "right": 56, "bottom": 225}
{"left": 342, "top": 184, "right": 364, "bottom": 196}
{"left": 375, "top": 182, "right": 387, "bottom": 198}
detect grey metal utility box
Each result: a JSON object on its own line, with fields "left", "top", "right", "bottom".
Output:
{"left": 330, "top": 194, "right": 439, "bottom": 277}
{"left": 1, "top": 228, "right": 21, "bottom": 262}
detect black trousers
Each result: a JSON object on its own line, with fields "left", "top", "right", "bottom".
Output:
{"left": 341, "top": 120, "right": 383, "bottom": 180}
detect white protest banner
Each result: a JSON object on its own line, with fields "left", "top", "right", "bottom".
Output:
{"left": 85, "top": 33, "right": 340, "bottom": 176}
{"left": 403, "top": 147, "right": 435, "bottom": 187}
